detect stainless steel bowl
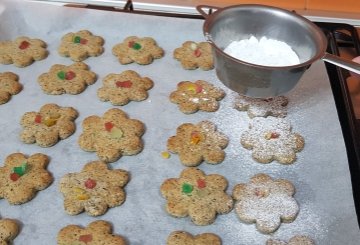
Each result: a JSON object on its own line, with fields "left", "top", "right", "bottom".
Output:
{"left": 196, "top": 4, "right": 358, "bottom": 98}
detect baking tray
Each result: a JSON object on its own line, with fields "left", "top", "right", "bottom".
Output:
{"left": 1, "top": 0, "right": 360, "bottom": 244}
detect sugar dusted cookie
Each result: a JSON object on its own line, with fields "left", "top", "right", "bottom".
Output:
{"left": 0, "top": 218, "right": 19, "bottom": 245}
{"left": 173, "top": 41, "right": 214, "bottom": 70}
{"left": 97, "top": 70, "right": 153, "bottom": 105}
{"left": 38, "top": 62, "right": 97, "bottom": 95}
{"left": 112, "top": 36, "right": 164, "bottom": 65}
{"left": 161, "top": 167, "right": 233, "bottom": 225}
{"left": 57, "top": 220, "right": 127, "bottom": 245}
{"left": 170, "top": 80, "right": 225, "bottom": 114}
{"left": 0, "top": 36, "right": 48, "bottom": 67}
{"left": 167, "top": 121, "right": 228, "bottom": 166}
{"left": 167, "top": 231, "right": 221, "bottom": 245}
{"left": 78, "top": 108, "right": 145, "bottom": 163}
{"left": 234, "top": 94, "right": 288, "bottom": 118}
{"left": 59, "top": 161, "right": 129, "bottom": 216}
{"left": 58, "top": 30, "right": 104, "bottom": 61}
{"left": 266, "top": 235, "right": 315, "bottom": 245}
{"left": 20, "top": 103, "right": 78, "bottom": 147}
{"left": 233, "top": 173, "right": 299, "bottom": 234}
{"left": 0, "top": 72, "right": 22, "bottom": 104}
{"left": 240, "top": 117, "right": 304, "bottom": 164}
{"left": 0, "top": 153, "right": 52, "bottom": 204}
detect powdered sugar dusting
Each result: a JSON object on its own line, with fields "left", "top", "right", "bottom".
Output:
{"left": 224, "top": 36, "right": 300, "bottom": 66}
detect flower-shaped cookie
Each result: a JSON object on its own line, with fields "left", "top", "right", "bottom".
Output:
{"left": 240, "top": 117, "right": 304, "bottom": 164}
{"left": 173, "top": 41, "right": 214, "bottom": 70}
{"left": 170, "top": 80, "right": 225, "bottom": 114}
{"left": 0, "top": 72, "right": 22, "bottom": 104}
{"left": 20, "top": 103, "right": 78, "bottom": 147}
{"left": 0, "top": 36, "right": 48, "bottom": 67}
{"left": 167, "top": 121, "right": 228, "bottom": 166}
{"left": 167, "top": 231, "right": 221, "bottom": 245}
{"left": 0, "top": 218, "right": 19, "bottom": 245}
{"left": 58, "top": 30, "right": 104, "bottom": 61}
{"left": 232, "top": 173, "right": 299, "bottom": 234}
{"left": 112, "top": 36, "right": 164, "bottom": 65}
{"left": 234, "top": 95, "right": 288, "bottom": 118}
{"left": 0, "top": 153, "right": 53, "bottom": 204}
{"left": 59, "top": 161, "right": 129, "bottom": 216}
{"left": 266, "top": 235, "right": 315, "bottom": 245}
{"left": 57, "top": 220, "right": 127, "bottom": 245}
{"left": 160, "top": 167, "right": 233, "bottom": 225}
{"left": 78, "top": 108, "right": 145, "bottom": 163}
{"left": 97, "top": 70, "right": 153, "bottom": 105}
{"left": 37, "top": 62, "right": 97, "bottom": 95}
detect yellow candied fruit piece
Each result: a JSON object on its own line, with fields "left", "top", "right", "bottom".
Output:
{"left": 43, "top": 117, "right": 58, "bottom": 127}
{"left": 190, "top": 131, "right": 202, "bottom": 145}
{"left": 110, "top": 127, "right": 123, "bottom": 139}
{"left": 77, "top": 193, "right": 90, "bottom": 200}
{"left": 190, "top": 42, "right": 197, "bottom": 50}
{"left": 161, "top": 151, "right": 171, "bottom": 159}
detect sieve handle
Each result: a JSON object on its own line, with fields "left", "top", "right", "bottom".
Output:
{"left": 196, "top": 5, "right": 220, "bottom": 19}
{"left": 322, "top": 53, "right": 360, "bottom": 74}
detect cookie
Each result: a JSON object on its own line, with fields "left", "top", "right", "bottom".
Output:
{"left": 112, "top": 36, "right": 164, "bottom": 65}
{"left": 167, "top": 231, "right": 221, "bottom": 245}
{"left": 0, "top": 153, "right": 52, "bottom": 204}
{"left": 58, "top": 30, "right": 104, "bottom": 61}
{"left": 0, "top": 36, "right": 48, "bottom": 67}
{"left": 78, "top": 108, "right": 145, "bottom": 163}
{"left": 232, "top": 173, "right": 299, "bottom": 234}
{"left": 160, "top": 167, "right": 233, "bottom": 225}
{"left": 173, "top": 41, "right": 214, "bottom": 70}
{"left": 266, "top": 235, "right": 315, "bottom": 245}
{"left": 59, "top": 161, "right": 129, "bottom": 216}
{"left": 37, "top": 62, "right": 97, "bottom": 95}
{"left": 167, "top": 121, "right": 228, "bottom": 166}
{"left": 0, "top": 218, "right": 19, "bottom": 245}
{"left": 240, "top": 117, "right": 304, "bottom": 164}
{"left": 0, "top": 72, "right": 22, "bottom": 104}
{"left": 20, "top": 103, "right": 78, "bottom": 147}
{"left": 57, "top": 220, "right": 127, "bottom": 245}
{"left": 170, "top": 80, "right": 225, "bottom": 114}
{"left": 234, "top": 95, "right": 288, "bottom": 118}
{"left": 97, "top": 70, "right": 153, "bottom": 105}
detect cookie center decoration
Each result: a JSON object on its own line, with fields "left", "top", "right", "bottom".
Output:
{"left": 57, "top": 71, "right": 76, "bottom": 80}
{"left": 182, "top": 183, "right": 193, "bottom": 195}
{"left": 190, "top": 131, "right": 202, "bottom": 145}
{"left": 128, "top": 41, "right": 142, "bottom": 50}
{"left": 104, "top": 122, "right": 124, "bottom": 139}
{"left": 73, "top": 187, "right": 90, "bottom": 200}
{"left": 187, "top": 83, "right": 203, "bottom": 94}
{"left": 254, "top": 187, "right": 269, "bottom": 198}
{"left": 194, "top": 49, "right": 202, "bottom": 57}
{"left": 73, "top": 36, "right": 88, "bottom": 44}
{"left": 115, "top": 80, "right": 132, "bottom": 88}
{"left": 84, "top": 178, "right": 97, "bottom": 189}
{"left": 19, "top": 40, "right": 30, "bottom": 50}
{"left": 264, "top": 132, "right": 280, "bottom": 140}
{"left": 10, "top": 162, "right": 28, "bottom": 181}
{"left": 197, "top": 179, "right": 206, "bottom": 189}
{"left": 79, "top": 234, "right": 93, "bottom": 243}
{"left": 42, "top": 114, "right": 61, "bottom": 127}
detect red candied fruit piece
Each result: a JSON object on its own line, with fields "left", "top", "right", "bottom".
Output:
{"left": 65, "top": 71, "right": 76, "bottom": 80}
{"left": 10, "top": 172, "right": 20, "bottom": 181}
{"left": 104, "top": 122, "right": 114, "bottom": 132}
{"left": 80, "top": 38, "right": 88, "bottom": 45}
{"left": 115, "top": 80, "right": 132, "bottom": 88}
{"left": 79, "top": 234, "right": 93, "bottom": 243}
{"left": 35, "top": 115, "right": 42, "bottom": 123}
{"left": 197, "top": 179, "right": 206, "bottom": 189}
{"left": 194, "top": 49, "right": 202, "bottom": 57}
{"left": 128, "top": 41, "right": 135, "bottom": 48}
{"left": 19, "top": 40, "right": 30, "bottom": 50}
{"left": 84, "top": 178, "right": 96, "bottom": 189}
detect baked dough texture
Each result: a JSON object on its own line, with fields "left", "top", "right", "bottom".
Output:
{"left": 161, "top": 167, "right": 233, "bottom": 225}
{"left": 167, "top": 121, "right": 228, "bottom": 166}
{"left": 59, "top": 161, "right": 129, "bottom": 216}
{"left": 112, "top": 36, "right": 164, "bottom": 65}
{"left": 78, "top": 108, "right": 145, "bottom": 163}
{"left": 169, "top": 80, "right": 225, "bottom": 114}
{"left": 232, "top": 173, "right": 299, "bottom": 234}
{"left": 0, "top": 36, "right": 48, "bottom": 67}
{"left": 20, "top": 103, "right": 78, "bottom": 147}
{"left": 167, "top": 231, "right": 221, "bottom": 245}
{"left": 240, "top": 117, "right": 304, "bottom": 164}
{"left": 0, "top": 153, "right": 53, "bottom": 205}
{"left": 57, "top": 220, "right": 127, "bottom": 245}
{"left": 38, "top": 62, "right": 97, "bottom": 95}
{"left": 173, "top": 41, "right": 214, "bottom": 70}
{"left": 0, "top": 72, "right": 22, "bottom": 104}
{"left": 266, "top": 235, "right": 315, "bottom": 245}
{"left": 58, "top": 30, "right": 104, "bottom": 61}
{"left": 0, "top": 218, "right": 19, "bottom": 245}
{"left": 97, "top": 70, "right": 153, "bottom": 105}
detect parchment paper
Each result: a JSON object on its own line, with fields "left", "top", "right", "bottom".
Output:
{"left": 0, "top": 0, "right": 359, "bottom": 244}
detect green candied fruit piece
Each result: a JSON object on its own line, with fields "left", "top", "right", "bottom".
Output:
{"left": 57, "top": 71, "right": 66, "bottom": 80}
{"left": 73, "top": 36, "right": 81, "bottom": 43}
{"left": 13, "top": 162, "right": 28, "bottom": 176}
{"left": 182, "top": 183, "right": 193, "bottom": 195}
{"left": 132, "top": 42, "right": 142, "bottom": 50}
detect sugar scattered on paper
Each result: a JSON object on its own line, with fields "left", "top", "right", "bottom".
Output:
{"left": 224, "top": 36, "right": 300, "bottom": 66}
